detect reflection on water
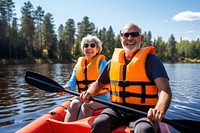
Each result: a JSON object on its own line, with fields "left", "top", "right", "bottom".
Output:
{"left": 0, "top": 63, "right": 200, "bottom": 133}
{"left": 0, "top": 64, "right": 75, "bottom": 133}
{"left": 164, "top": 63, "right": 200, "bottom": 120}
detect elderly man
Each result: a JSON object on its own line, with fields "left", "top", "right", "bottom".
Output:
{"left": 80, "top": 23, "right": 172, "bottom": 133}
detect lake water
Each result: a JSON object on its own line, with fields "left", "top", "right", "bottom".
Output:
{"left": 0, "top": 63, "right": 200, "bottom": 133}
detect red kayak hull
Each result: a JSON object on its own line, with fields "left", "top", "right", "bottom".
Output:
{"left": 17, "top": 101, "right": 171, "bottom": 133}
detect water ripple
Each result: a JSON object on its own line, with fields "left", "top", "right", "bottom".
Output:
{"left": 0, "top": 63, "right": 199, "bottom": 133}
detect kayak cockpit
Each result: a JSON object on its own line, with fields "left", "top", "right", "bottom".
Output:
{"left": 17, "top": 100, "right": 171, "bottom": 133}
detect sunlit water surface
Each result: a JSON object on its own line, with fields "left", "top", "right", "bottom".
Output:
{"left": 0, "top": 63, "right": 199, "bottom": 133}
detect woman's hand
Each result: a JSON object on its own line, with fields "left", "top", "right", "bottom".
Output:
{"left": 56, "top": 91, "right": 65, "bottom": 96}
{"left": 56, "top": 85, "right": 69, "bottom": 96}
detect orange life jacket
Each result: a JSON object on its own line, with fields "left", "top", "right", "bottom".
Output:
{"left": 76, "top": 54, "right": 108, "bottom": 94}
{"left": 109, "top": 46, "right": 158, "bottom": 106}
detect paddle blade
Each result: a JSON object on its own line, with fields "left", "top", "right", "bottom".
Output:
{"left": 25, "top": 71, "right": 64, "bottom": 93}
{"left": 25, "top": 71, "right": 200, "bottom": 133}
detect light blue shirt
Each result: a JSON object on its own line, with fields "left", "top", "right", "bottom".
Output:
{"left": 66, "top": 59, "right": 110, "bottom": 102}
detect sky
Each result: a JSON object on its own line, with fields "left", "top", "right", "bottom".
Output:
{"left": 13, "top": 0, "right": 200, "bottom": 42}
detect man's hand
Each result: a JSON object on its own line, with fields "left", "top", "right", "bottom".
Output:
{"left": 147, "top": 108, "right": 164, "bottom": 122}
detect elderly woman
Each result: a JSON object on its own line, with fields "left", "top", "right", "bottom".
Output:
{"left": 61, "top": 35, "right": 110, "bottom": 122}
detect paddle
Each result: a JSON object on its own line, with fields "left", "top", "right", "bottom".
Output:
{"left": 25, "top": 71, "right": 200, "bottom": 133}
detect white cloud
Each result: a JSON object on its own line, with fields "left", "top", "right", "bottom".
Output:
{"left": 185, "top": 30, "right": 194, "bottom": 33}
{"left": 173, "top": 11, "right": 200, "bottom": 21}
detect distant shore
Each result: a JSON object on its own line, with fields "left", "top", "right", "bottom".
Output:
{"left": 0, "top": 58, "right": 200, "bottom": 65}
{"left": 0, "top": 58, "right": 72, "bottom": 65}
{"left": 178, "top": 58, "right": 200, "bottom": 63}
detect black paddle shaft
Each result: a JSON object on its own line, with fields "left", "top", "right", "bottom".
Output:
{"left": 25, "top": 71, "right": 200, "bottom": 133}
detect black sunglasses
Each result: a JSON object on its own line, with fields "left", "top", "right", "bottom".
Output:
{"left": 83, "top": 43, "right": 96, "bottom": 48}
{"left": 121, "top": 32, "right": 140, "bottom": 38}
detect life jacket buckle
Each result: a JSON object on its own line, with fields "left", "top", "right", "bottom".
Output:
{"left": 119, "top": 92, "right": 130, "bottom": 97}
{"left": 119, "top": 81, "right": 129, "bottom": 87}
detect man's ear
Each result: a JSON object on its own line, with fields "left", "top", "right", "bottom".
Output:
{"left": 141, "top": 35, "right": 144, "bottom": 41}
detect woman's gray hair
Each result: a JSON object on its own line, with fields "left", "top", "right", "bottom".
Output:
{"left": 81, "top": 35, "right": 103, "bottom": 54}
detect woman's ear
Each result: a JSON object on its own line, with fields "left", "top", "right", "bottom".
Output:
{"left": 97, "top": 47, "right": 100, "bottom": 53}
{"left": 120, "top": 37, "right": 123, "bottom": 43}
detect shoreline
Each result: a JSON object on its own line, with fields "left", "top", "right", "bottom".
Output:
{"left": 0, "top": 58, "right": 200, "bottom": 65}
{"left": 0, "top": 59, "right": 73, "bottom": 65}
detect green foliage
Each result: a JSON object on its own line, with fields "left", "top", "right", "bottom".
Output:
{"left": 142, "top": 31, "right": 152, "bottom": 47}
{"left": 42, "top": 13, "right": 57, "bottom": 59}
{"left": 154, "top": 36, "right": 167, "bottom": 61}
{"left": 166, "top": 34, "right": 177, "bottom": 62}
{"left": 99, "top": 26, "right": 116, "bottom": 60}
{"left": 0, "top": 1, "right": 199, "bottom": 63}
{"left": 42, "top": 49, "right": 48, "bottom": 58}
{"left": 20, "top": 1, "right": 35, "bottom": 58}
{"left": 33, "top": 6, "right": 44, "bottom": 58}
{"left": 115, "top": 34, "right": 122, "bottom": 48}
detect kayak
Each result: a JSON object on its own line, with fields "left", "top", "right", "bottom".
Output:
{"left": 17, "top": 100, "right": 171, "bottom": 133}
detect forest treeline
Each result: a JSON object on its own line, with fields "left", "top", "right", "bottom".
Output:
{"left": 1, "top": 0, "right": 200, "bottom": 63}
